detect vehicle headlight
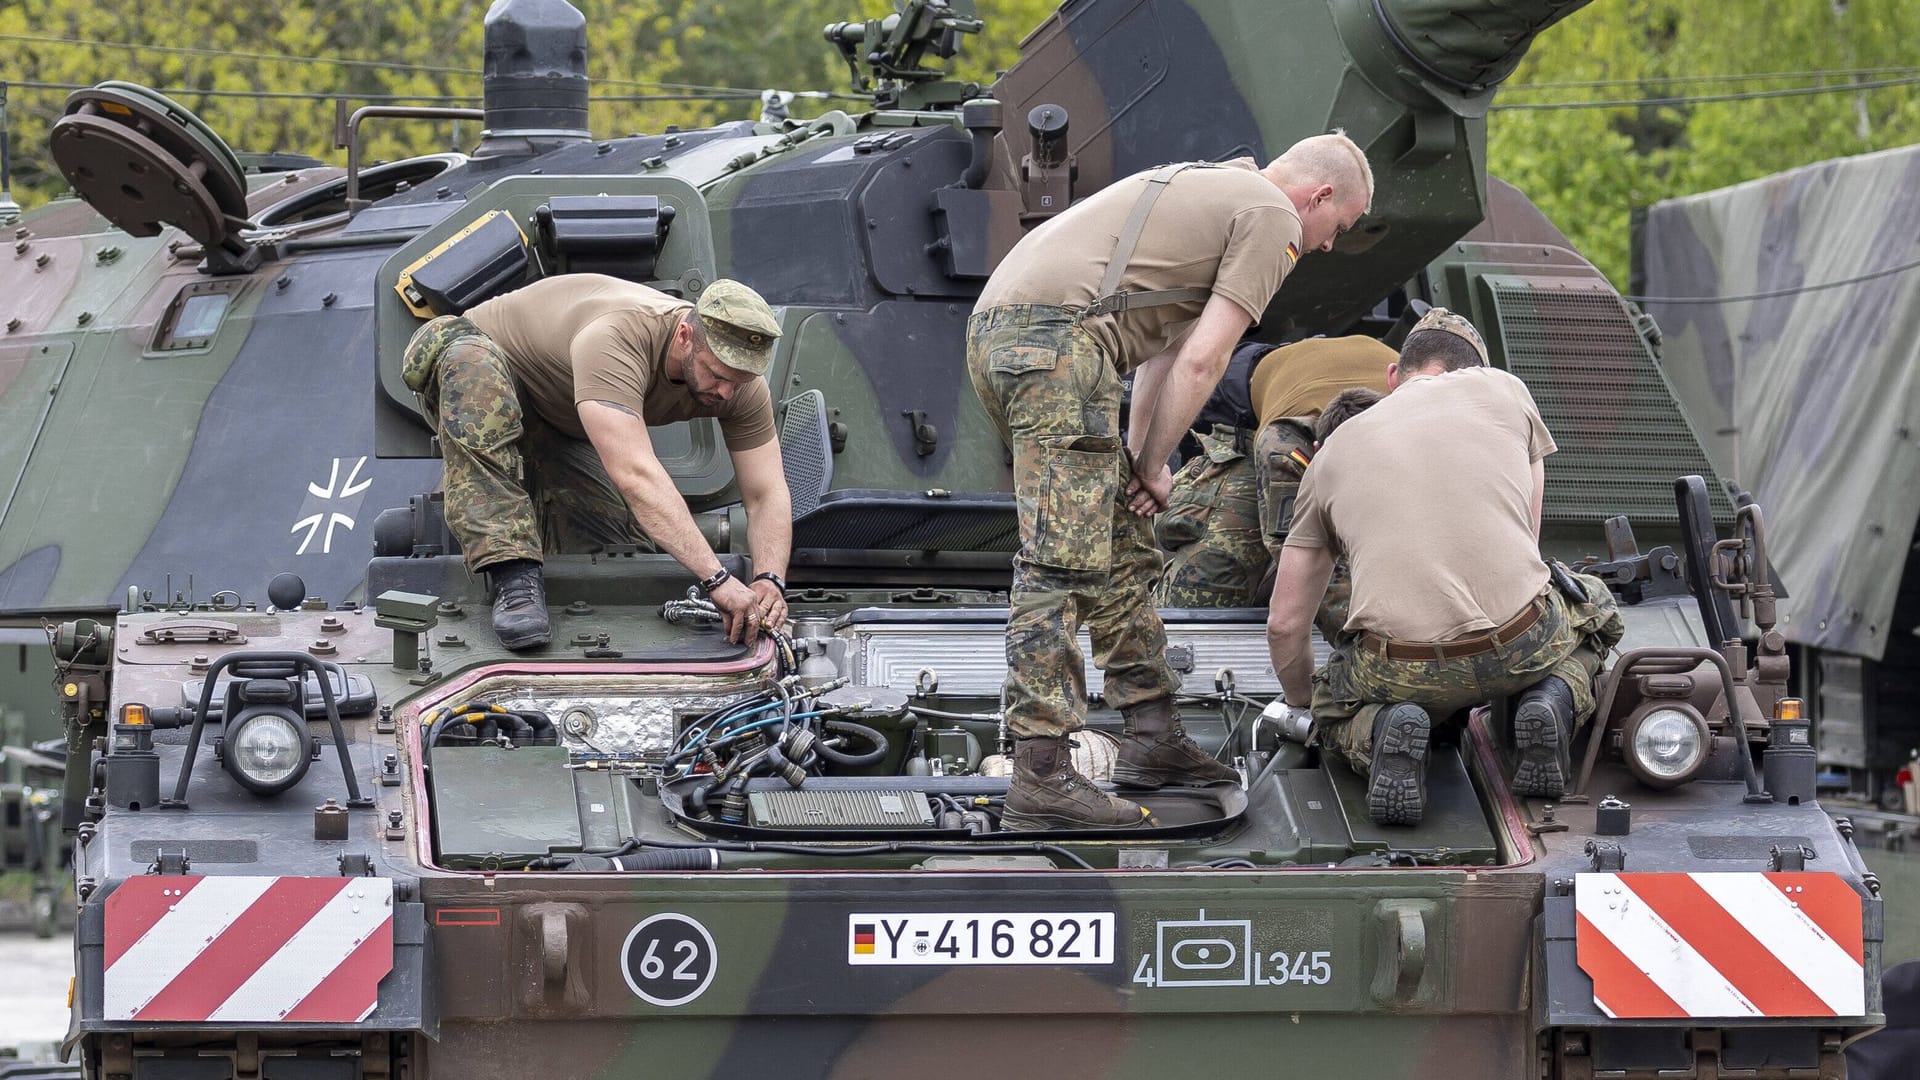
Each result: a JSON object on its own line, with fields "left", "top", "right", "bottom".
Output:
{"left": 1623, "top": 704, "right": 1710, "bottom": 788}
{"left": 224, "top": 709, "right": 311, "bottom": 794}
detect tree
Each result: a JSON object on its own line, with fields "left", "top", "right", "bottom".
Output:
{"left": 1490, "top": 0, "right": 1920, "bottom": 286}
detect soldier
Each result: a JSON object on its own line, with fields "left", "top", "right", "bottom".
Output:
{"left": 1264, "top": 309, "right": 1624, "bottom": 826}
{"left": 402, "top": 275, "right": 792, "bottom": 651}
{"left": 967, "top": 132, "right": 1374, "bottom": 830}
{"left": 1155, "top": 337, "right": 1393, "bottom": 607}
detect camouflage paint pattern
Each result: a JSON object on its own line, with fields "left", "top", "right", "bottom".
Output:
{"left": 404, "top": 315, "right": 651, "bottom": 571}
{"left": 1314, "top": 572, "right": 1625, "bottom": 774}
{"left": 966, "top": 305, "right": 1179, "bottom": 738}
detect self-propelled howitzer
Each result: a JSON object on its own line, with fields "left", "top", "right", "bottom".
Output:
{"left": 10, "top": 0, "right": 1886, "bottom": 1077}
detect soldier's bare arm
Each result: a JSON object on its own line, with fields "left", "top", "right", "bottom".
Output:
{"left": 1530, "top": 455, "right": 1545, "bottom": 539}
{"left": 1266, "top": 543, "right": 1336, "bottom": 707}
{"left": 580, "top": 401, "right": 768, "bottom": 643}
{"left": 730, "top": 439, "right": 793, "bottom": 628}
{"left": 1129, "top": 293, "right": 1253, "bottom": 490}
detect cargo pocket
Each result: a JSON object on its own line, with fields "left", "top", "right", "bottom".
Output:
{"left": 988, "top": 345, "right": 1059, "bottom": 376}
{"left": 1026, "top": 437, "right": 1117, "bottom": 572}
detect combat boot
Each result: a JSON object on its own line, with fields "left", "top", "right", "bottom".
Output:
{"left": 1112, "top": 697, "right": 1241, "bottom": 789}
{"left": 1367, "top": 703, "right": 1431, "bottom": 826}
{"left": 488, "top": 559, "right": 550, "bottom": 651}
{"left": 1511, "top": 675, "right": 1576, "bottom": 798}
{"left": 1001, "top": 736, "right": 1154, "bottom": 831}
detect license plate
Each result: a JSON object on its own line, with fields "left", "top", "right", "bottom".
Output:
{"left": 848, "top": 912, "right": 1116, "bottom": 966}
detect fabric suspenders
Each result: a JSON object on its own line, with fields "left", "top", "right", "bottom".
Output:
{"left": 1079, "top": 161, "right": 1220, "bottom": 320}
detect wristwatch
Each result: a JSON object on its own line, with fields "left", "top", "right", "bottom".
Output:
{"left": 696, "top": 566, "right": 732, "bottom": 596}
{"left": 751, "top": 571, "right": 788, "bottom": 595}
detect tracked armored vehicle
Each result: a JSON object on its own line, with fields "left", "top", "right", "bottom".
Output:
{"left": 4, "top": 0, "right": 1892, "bottom": 1076}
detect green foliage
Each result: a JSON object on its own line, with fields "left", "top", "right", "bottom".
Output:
{"left": 1490, "top": 0, "right": 1920, "bottom": 286}
{"left": 8, "top": 0, "right": 1912, "bottom": 291}
{"left": 0, "top": 0, "right": 1055, "bottom": 210}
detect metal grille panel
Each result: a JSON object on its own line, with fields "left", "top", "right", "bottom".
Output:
{"left": 748, "top": 789, "right": 936, "bottom": 828}
{"left": 1488, "top": 277, "right": 1730, "bottom": 527}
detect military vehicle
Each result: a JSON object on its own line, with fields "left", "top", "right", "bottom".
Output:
{"left": 0, "top": 0, "right": 1893, "bottom": 1076}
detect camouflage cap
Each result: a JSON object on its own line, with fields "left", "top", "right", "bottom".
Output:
{"left": 1407, "top": 306, "right": 1489, "bottom": 366}
{"left": 694, "top": 280, "right": 781, "bottom": 376}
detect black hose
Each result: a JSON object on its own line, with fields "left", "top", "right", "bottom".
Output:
{"left": 495, "top": 712, "right": 535, "bottom": 743}
{"left": 816, "top": 719, "right": 888, "bottom": 768}
{"left": 513, "top": 709, "right": 558, "bottom": 745}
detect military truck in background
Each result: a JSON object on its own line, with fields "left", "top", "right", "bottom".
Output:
{"left": 1633, "top": 151, "right": 1920, "bottom": 822}
{"left": 0, "top": 0, "right": 1895, "bottom": 1076}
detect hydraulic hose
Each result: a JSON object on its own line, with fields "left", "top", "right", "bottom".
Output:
{"left": 816, "top": 719, "right": 889, "bottom": 768}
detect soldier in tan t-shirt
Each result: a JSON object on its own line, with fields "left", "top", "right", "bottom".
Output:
{"left": 966, "top": 132, "right": 1375, "bottom": 830}
{"left": 402, "top": 275, "right": 793, "bottom": 652}
{"left": 1265, "top": 309, "right": 1624, "bottom": 826}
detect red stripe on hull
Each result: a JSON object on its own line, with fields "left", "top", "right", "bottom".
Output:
{"left": 104, "top": 877, "right": 202, "bottom": 971}
{"left": 1621, "top": 874, "right": 1829, "bottom": 1016}
{"left": 1767, "top": 873, "right": 1865, "bottom": 965}
{"left": 1575, "top": 911, "right": 1687, "bottom": 1018}
{"left": 133, "top": 877, "right": 346, "bottom": 1021}
{"left": 282, "top": 917, "right": 395, "bottom": 1023}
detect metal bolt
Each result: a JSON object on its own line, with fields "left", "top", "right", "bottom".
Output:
{"left": 13, "top": 240, "right": 26, "bottom": 255}
{"left": 664, "top": 135, "right": 681, "bottom": 148}
{"left": 320, "top": 616, "right": 346, "bottom": 634}
{"left": 76, "top": 311, "right": 92, "bottom": 326}
{"left": 436, "top": 185, "right": 451, "bottom": 199}
{"left": 33, "top": 252, "right": 49, "bottom": 268}
{"left": 383, "top": 754, "right": 398, "bottom": 774}
{"left": 321, "top": 292, "right": 338, "bottom": 307}
{"left": 276, "top": 274, "right": 292, "bottom": 290}
{"left": 388, "top": 810, "right": 403, "bottom": 827}
{"left": 417, "top": 656, "right": 433, "bottom": 674}
{"left": 4, "top": 318, "right": 18, "bottom": 333}
{"left": 597, "top": 141, "right": 613, "bottom": 154}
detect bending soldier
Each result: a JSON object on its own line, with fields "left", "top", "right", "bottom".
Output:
{"left": 1155, "top": 336, "right": 1393, "bottom": 607}
{"left": 1264, "top": 309, "right": 1624, "bottom": 826}
{"left": 403, "top": 275, "right": 793, "bottom": 651}
{"left": 968, "top": 133, "right": 1374, "bottom": 830}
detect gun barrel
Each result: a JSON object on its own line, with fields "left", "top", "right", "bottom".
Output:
{"left": 1371, "top": 0, "right": 1595, "bottom": 92}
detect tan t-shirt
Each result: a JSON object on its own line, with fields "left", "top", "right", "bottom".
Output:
{"left": 1248, "top": 337, "right": 1395, "bottom": 429}
{"left": 464, "top": 275, "right": 775, "bottom": 450}
{"left": 1284, "top": 367, "right": 1557, "bottom": 641}
{"left": 974, "top": 158, "right": 1303, "bottom": 373}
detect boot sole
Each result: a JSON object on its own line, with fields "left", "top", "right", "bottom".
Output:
{"left": 1000, "top": 806, "right": 1155, "bottom": 831}
{"left": 1367, "top": 706, "right": 1431, "bottom": 826}
{"left": 1511, "top": 699, "right": 1571, "bottom": 798}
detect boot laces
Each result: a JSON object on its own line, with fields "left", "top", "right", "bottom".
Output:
{"left": 497, "top": 577, "right": 540, "bottom": 610}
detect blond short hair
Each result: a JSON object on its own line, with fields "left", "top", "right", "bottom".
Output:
{"left": 1273, "top": 130, "right": 1374, "bottom": 213}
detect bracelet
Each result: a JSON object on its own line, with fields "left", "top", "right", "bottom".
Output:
{"left": 751, "top": 571, "right": 788, "bottom": 595}
{"left": 696, "top": 566, "right": 732, "bottom": 596}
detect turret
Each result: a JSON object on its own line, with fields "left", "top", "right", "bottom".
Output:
{"left": 475, "top": 0, "right": 592, "bottom": 160}
{"left": 988, "top": 0, "right": 1595, "bottom": 335}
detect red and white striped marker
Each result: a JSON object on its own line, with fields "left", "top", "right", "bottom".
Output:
{"left": 1575, "top": 872, "right": 1865, "bottom": 1019}
{"left": 104, "top": 876, "right": 394, "bottom": 1022}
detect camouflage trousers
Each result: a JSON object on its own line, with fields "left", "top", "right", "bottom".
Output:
{"left": 402, "top": 315, "right": 653, "bottom": 572}
{"left": 966, "top": 305, "right": 1182, "bottom": 739}
{"left": 1313, "top": 571, "right": 1626, "bottom": 776}
{"left": 1154, "top": 418, "right": 1314, "bottom": 607}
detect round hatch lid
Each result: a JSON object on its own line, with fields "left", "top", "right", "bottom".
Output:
{"left": 49, "top": 82, "right": 251, "bottom": 252}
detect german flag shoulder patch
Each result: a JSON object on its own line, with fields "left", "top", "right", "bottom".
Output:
{"left": 1287, "top": 447, "right": 1312, "bottom": 470}
{"left": 1284, "top": 241, "right": 1299, "bottom": 265}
